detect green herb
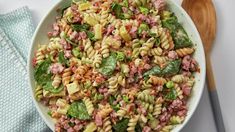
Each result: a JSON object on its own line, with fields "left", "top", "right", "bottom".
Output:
{"left": 109, "top": 95, "right": 120, "bottom": 112}
{"left": 34, "top": 59, "right": 52, "bottom": 85}
{"left": 94, "top": 93, "right": 104, "bottom": 101}
{"left": 87, "top": 31, "right": 96, "bottom": 41}
{"left": 166, "top": 81, "right": 174, "bottom": 89}
{"left": 43, "top": 81, "right": 64, "bottom": 93}
{"left": 61, "top": 32, "right": 77, "bottom": 46}
{"left": 84, "top": 80, "right": 92, "bottom": 89}
{"left": 113, "top": 118, "right": 129, "bottom": 132}
{"left": 58, "top": 51, "right": 69, "bottom": 66}
{"left": 67, "top": 101, "right": 90, "bottom": 120}
{"left": 138, "top": 23, "right": 149, "bottom": 35}
{"left": 122, "top": 0, "right": 129, "bottom": 7}
{"left": 99, "top": 54, "right": 117, "bottom": 76}
{"left": 162, "top": 59, "right": 181, "bottom": 76}
{"left": 111, "top": 3, "right": 132, "bottom": 19}
{"left": 139, "top": 6, "right": 149, "bottom": 15}
{"left": 71, "top": 23, "right": 90, "bottom": 32}
{"left": 61, "top": 6, "right": 70, "bottom": 17}
{"left": 122, "top": 95, "right": 129, "bottom": 103}
{"left": 162, "top": 13, "right": 192, "bottom": 49}
{"left": 72, "top": 48, "right": 81, "bottom": 58}
{"left": 135, "top": 123, "right": 142, "bottom": 132}
{"left": 143, "top": 65, "right": 162, "bottom": 80}
{"left": 116, "top": 51, "right": 125, "bottom": 61}
{"left": 165, "top": 88, "right": 177, "bottom": 100}
{"left": 47, "top": 110, "right": 52, "bottom": 117}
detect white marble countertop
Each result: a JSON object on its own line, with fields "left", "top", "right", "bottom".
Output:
{"left": 1, "top": 0, "right": 234, "bottom": 131}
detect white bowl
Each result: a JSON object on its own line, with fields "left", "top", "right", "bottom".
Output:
{"left": 27, "top": 0, "right": 206, "bottom": 131}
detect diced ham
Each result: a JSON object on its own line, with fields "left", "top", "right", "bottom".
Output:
{"left": 151, "top": 0, "right": 166, "bottom": 11}
{"left": 182, "top": 84, "right": 191, "bottom": 96}
{"left": 170, "top": 99, "right": 183, "bottom": 110}
{"left": 143, "top": 63, "right": 151, "bottom": 70}
{"left": 32, "top": 57, "right": 37, "bottom": 67}
{"left": 168, "top": 51, "right": 178, "bottom": 60}
{"left": 177, "top": 109, "right": 187, "bottom": 117}
{"left": 60, "top": 38, "right": 72, "bottom": 50}
{"left": 190, "top": 58, "right": 198, "bottom": 71}
{"left": 137, "top": 14, "right": 147, "bottom": 21}
{"left": 143, "top": 126, "right": 151, "bottom": 132}
{"left": 95, "top": 114, "right": 103, "bottom": 126}
{"left": 79, "top": 31, "right": 87, "bottom": 39}
{"left": 106, "top": 25, "right": 115, "bottom": 35}
{"left": 50, "top": 63, "right": 65, "bottom": 74}
{"left": 122, "top": 7, "right": 128, "bottom": 13}
{"left": 182, "top": 55, "right": 191, "bottom": 71}
{"left": 130, "top": 26, "right": 138, "bottom": 38}
{"left": 64, "top": 50, "right": 72, "bottom": 58}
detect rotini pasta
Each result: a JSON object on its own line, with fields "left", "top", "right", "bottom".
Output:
{"left": 33, "top": 0, "right": 199, "bottom": 131}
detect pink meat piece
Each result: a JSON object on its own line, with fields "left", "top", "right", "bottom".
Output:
{"left": 79, "top": 31, "right": 87, "bottom": 39}
{"left": 67, "top": 128, "right": 75, "bottom": 132}
{"left": 182, "top": 84, "right": 192, "bottom": 96}
{"left": 182, "top": 55, "right": 191, "bottom": 71}
{"left": 64, "top": 50, "right": 72, "bottom": 58}
{"left": 130, "top": 26, "right": 138, "bottom": 38}
{"left": 95, "top": 114, "right": 103, "bottom": 126}
{"left": 168, "top": 51, "right": 178, "bottom": 60}
{"left": 50, "top": 63, "right": 65, "bottom": 74}
{"left": 143, "top": 126, "right": 151, "bottom": 132}
{"left": 106, "top": 25, "right": 114, "bottom": 35}
{"left": 70, "top": 31, "right": 79, "bottom": 41}
{"left": 143, "top": 63, "right": 151, "bottom": 70}
{"left": 190, "top": 58, "right": 198, "bottom": 71}
{"left": 177, "top": 109, "right": 187, "bottom": 117}
{"left": 122, "top": 7, "right": 128, "bottom": 13}
{"left": 60, "top": 38, "right": 72, "bottom": 50}
{"left": 137, "top": 14, "right": 147, "bottom": 21}
{"left": 152, "top": 0, "right": 166, "bottom": 11}
{"left": 74, "top": 124, "right": 83, "bottom": 131}
{"left": 170, "top": 99, "right": 183, "bottom": 109}
{"left": 159, "top": 112, "right": 171, "bottom": 122}
{"left": 182, "top": 71, "right": 192, "bottom": 77}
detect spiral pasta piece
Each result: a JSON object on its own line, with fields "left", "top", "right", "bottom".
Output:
{"left": 175, "top": 84, "right": 183, "bottom": 99}
{"left": 101, "top": 36, "right": 110, "bottom": 58}
{"left": 137, "top": 89, "right": 155, "bottom": 104}
{"left": 160, "top": 125, "right": 173, "bottom": 132}
{"left": 142, "top": 102, "right": 154, "bottom": 113}
{"left": 140, "top": 37, "right": 155, "bottom": 56}
{"left": 153, "top": 97, "right": 163, "bottom": 117}
{"left": 176, "top": 48, "right": 194, "bottom": 57}
{"left": 149, "top": 47, "right": 163, "bottom": 56}
{"left": 116, "top": 108, "right": 127, "bottom": 118}
{"left": 48, "top": 37, "right": 62, "bottom": 51}
{"left": 103, "top": 117, "right": 112, "bottom": 132}
{"left": 117, "top": 75, "right": 126, "bottom": 87}
{"left": 83, "top": 39, "right": 97, "bottom": 59}
{"left": 93, "top": 53, "right": 102, "bottom": 68}
{"left": 171, "top": 75, "right": 189, "bottom": 83}
{"left": 52, "top": 74, "right": 62, "bottom": 88}
{"left": 149, "top": 75, "right": 167, "bottom": 86}
{"left": 98, "top": 105, "right": 113, "bottom": 118}
{"left": 154, "top": 56, "right": 168, "bottom": 65}
{"left": 35, "top": 85, "right": 43, "bottom": 101}
{"left": 170, "top": 116, "right": 184, "bottom": 124}
{"left": 83, "top": 97, "right": 94, "bottom": 115}
{"left": 141, "top": 79, "right": 152, "bottom": 89}
{"left": 108, "top": 75, "right": 119, "bottom": 94}
{"left": 36, "top": 45, "right": 47, "bottom": 65}
{"left": 127, "top": 115, "right": 140, "bottom": 132}
{"left": 62, "top": 68, "right": 72, "bottom": 85}
{"left": 186, "top": 78, "right": 195, "bottom": 87}
{"left": 159, "top": 28, "right": 170, "bottom": 50}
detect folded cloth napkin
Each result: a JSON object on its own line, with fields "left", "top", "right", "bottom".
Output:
{"left": 0, "top": 6, "right": 51, "bottom": 132}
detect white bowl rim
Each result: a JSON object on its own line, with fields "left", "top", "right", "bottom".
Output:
{"left": 27, "top": 0, "right": 206, "bottom": 131}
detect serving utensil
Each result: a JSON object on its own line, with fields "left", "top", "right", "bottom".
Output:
{"left": 182, "top": 0, "right": 225, "bottom": 131}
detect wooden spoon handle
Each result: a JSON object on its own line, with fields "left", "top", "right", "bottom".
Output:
{"left": 206, "top": 54, "right": 216, "bottom": 91}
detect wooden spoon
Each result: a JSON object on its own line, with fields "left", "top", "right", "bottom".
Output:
{"left": 182, "top": 0, "right": 225, "bottom": 131}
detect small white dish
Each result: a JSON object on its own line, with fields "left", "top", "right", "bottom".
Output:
{"left": 27, "top": 0, "right": 206, "bottom": 131}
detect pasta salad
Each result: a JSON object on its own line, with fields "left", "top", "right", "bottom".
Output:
{"left": 32, "top": 0, "right": 199, "bottom": 131}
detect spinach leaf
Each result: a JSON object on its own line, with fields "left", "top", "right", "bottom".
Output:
{"left": 135, "top": 123, "right": 142, "bottom": 132}
{"left": 71, "top": 23, "right": 90, "bottom": 32}
{"left": 113, "top": 118, "right": 129, "bottom": 132}
{"left": 58, "top": 51, "right": 69, "bottom": 66}
{"left": 139, "top": 6, "right": 149, "bottom": 15}
{"left": 138, "top": 23, "right": 149, "bottom": 35}
{"left": 67, "top": 101, "right": 90, "bottom": 120}
{"left": 87, "top": 31, "right": 96, "bottom": 41}
{"left": 109, "top": 95, "right": 120, "bottom": 111}
{"left": 116, "top": 51, "right": 125, "bottom": 62}
{"left": 165, "top": 88, "right": 177, "bottom": 100}
{"left": 162, "top": 59, "right": 181, "bottom": 76}
{"left": 43, "top": 81, "right": 64, "bottom": 93}
{"left": 111, "top": 3, "right": 127, "bottom": 19}
{"left": 162, "top": 15, "right": 192, "bottom": 49}
{"left": 99, "top": 54, "right": 117, "bottom": 76}
{"left": 143, "top": 65, "right": 162, "bottom": 80}
{"left": 34, "top": 59, "right": 52, "bottom": 85}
